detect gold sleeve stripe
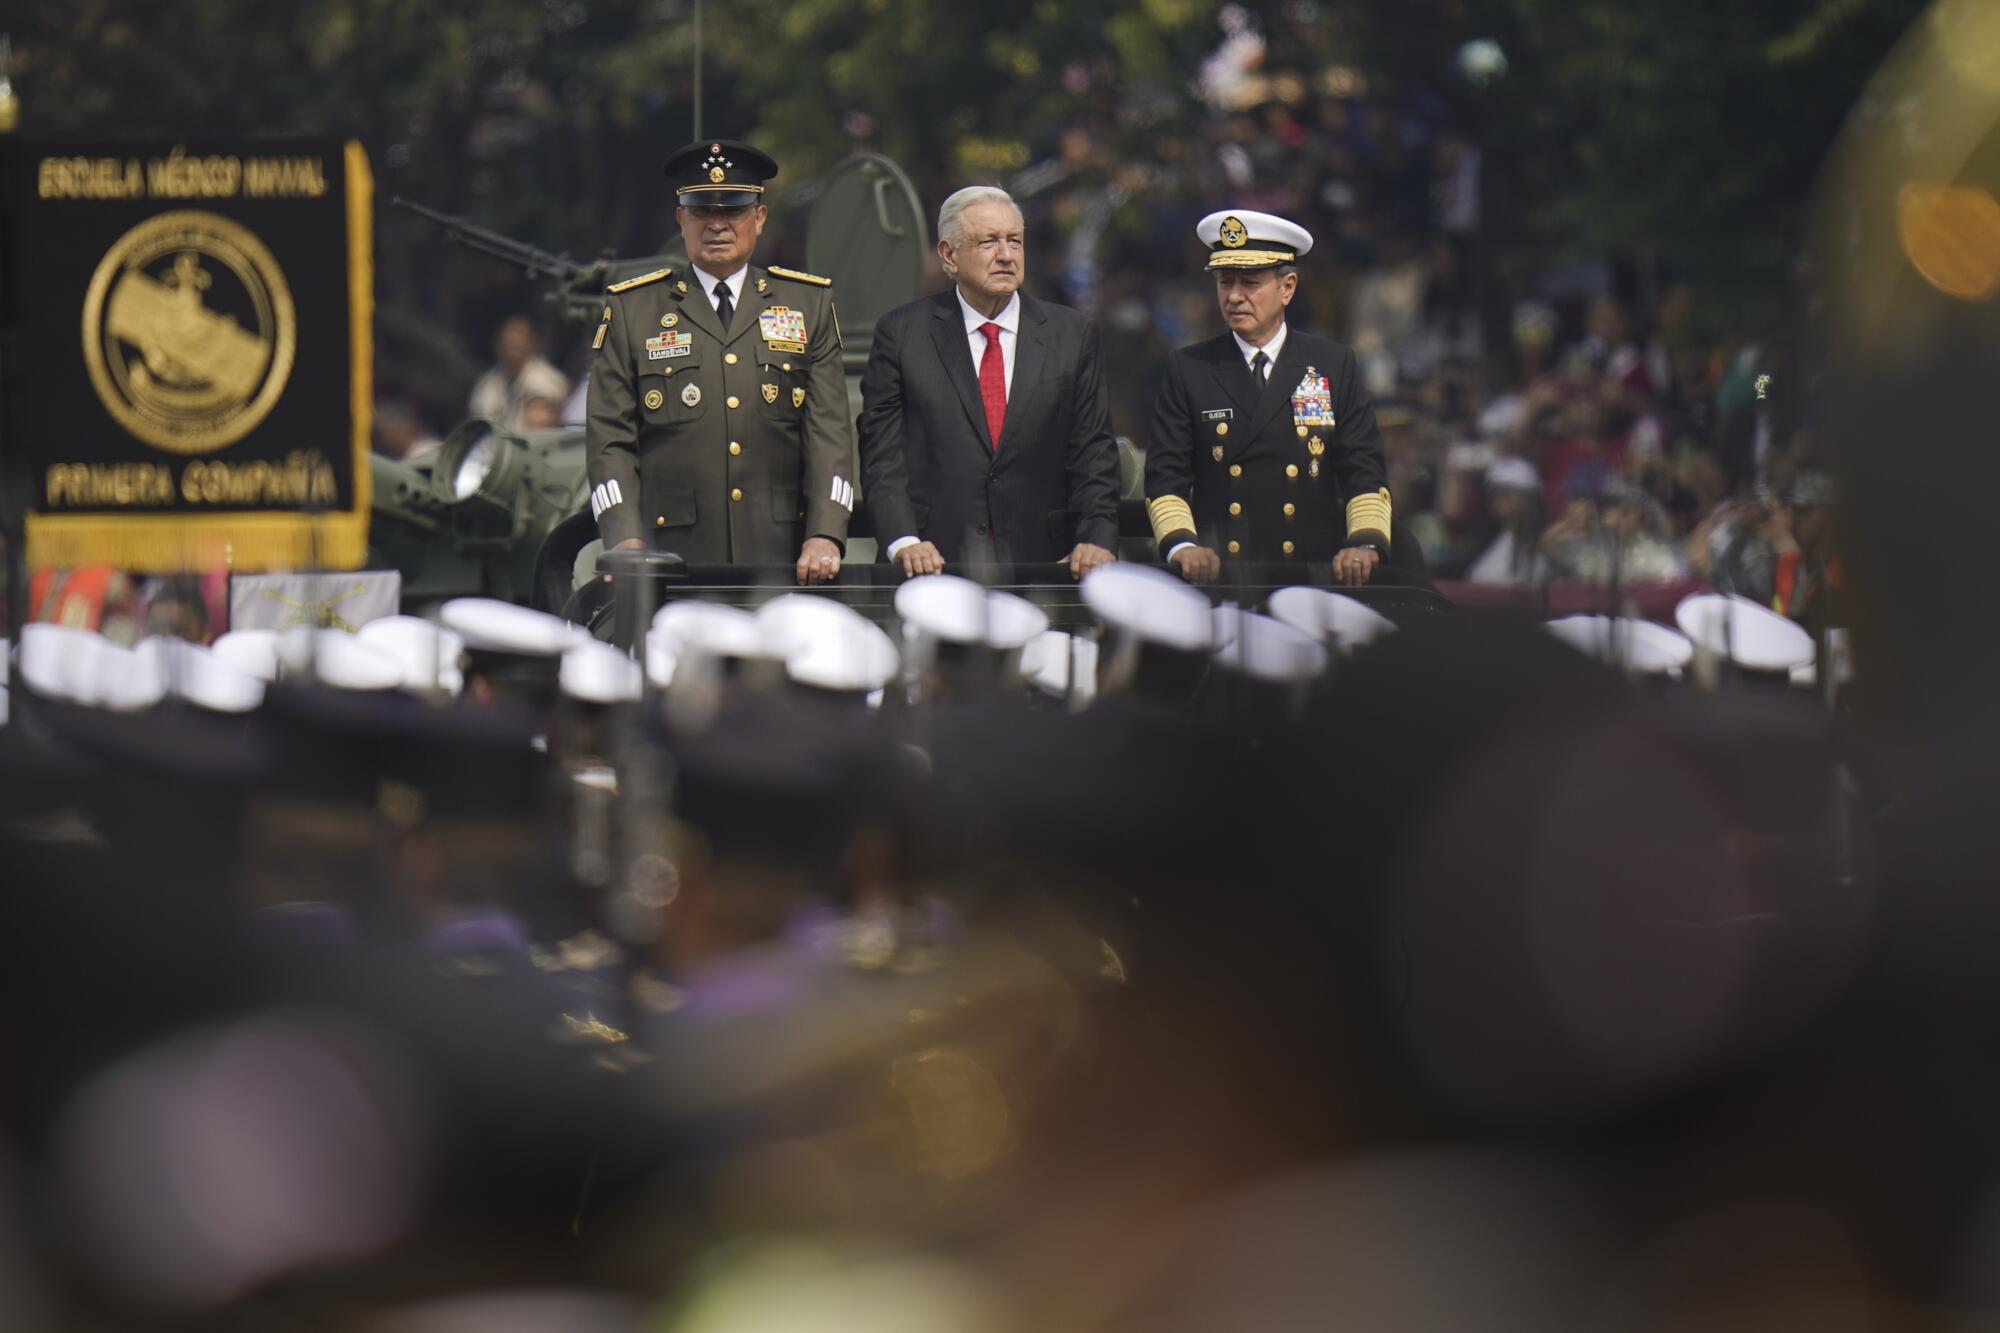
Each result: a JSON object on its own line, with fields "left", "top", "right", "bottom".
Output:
{"left": 767, "top": 265, "right": 833, "bottom": 286}
{"left": 1147, "top": 496, "right": 1197, "bottom": 542}
{"left": 608, "top": 267, "right": 674, "bottom": 292}
{"left": 1346, "top": 488, "right": 1392, "bottom": 538}
{"left": 1205, "top": 249, "right": 1296, "bottom": 269}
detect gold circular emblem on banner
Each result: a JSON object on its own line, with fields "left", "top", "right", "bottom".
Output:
{"left": 1218, "top": 216, "right": 1249, "bottom": 248}
{"left": 81, "top": 210, "right": 297, "bottom": 455}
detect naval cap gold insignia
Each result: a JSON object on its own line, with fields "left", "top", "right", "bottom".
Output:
{"left": 82, "top": 209, "right": 297, "bottom": 454}
{"left": 1218, "top": 215, "right": 1249, "bottom": 248}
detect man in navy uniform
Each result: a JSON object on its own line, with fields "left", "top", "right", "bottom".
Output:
{"left": 1144, "top": 210, "right": 1392, "bottom": 587}
{"left": 585, "top": 139, "right": 853, "bottom": 585}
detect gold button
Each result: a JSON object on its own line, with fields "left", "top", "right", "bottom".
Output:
{"left": 1286, "top": 464, "right": 1299, "bottom": 478}
{"left": 663, "top": 367, "right": 675, "bottom": 377}
{"left": 1283, "top": 503, "right": 1296, "bottom": 517}
{"left": 730, "top": 488, "right": 744, "bottom": 502}
{"left": 728, "top": 441, "right": 741, "bottom": 456}
{"left": 1229, "top": 464, "right": 1242, "bottom": 478}
{"left": 1227, "top": 540, "right": 1241, "bottom": 555}
{"left": 1229, "top": 502, "right": 1242, "bottom": 516}
{"left": 656, "top": 516, "right": 666, "bottom": 528}
{"left": 1296, "top": 425, "right": 1308, "bottom": 438}
{"left": 726, "top": 395, "right": 740, "bottom": 410}
{"left": 724, "top": 352, "right": 738, "bottom": 365}
{"left": 1216, "top": 423, "right": 1229, "bottom": 437}
{"left": 782, "top": 363, "right": 793, "bottom": 372}
{"left": 1282, "top": 540, "right": 1295, "bottom": 555}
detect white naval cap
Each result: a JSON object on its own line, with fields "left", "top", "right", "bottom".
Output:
{"left": 275, "top": 628, "right": 406, "bottom": 691}
{"left": 1544, "top": 615, "right": 1693, "bottom": 678}
{"left": 439, "top": 598, "right": 591, "bottom": 656}
{"left": 1211, "top": 610, "right": 1328, "bottom": 683}
{"left": 212, "top": 629, "right": 281, "bottom": 682}
{"left": 1265, "top": 586, "right": 1397, "bottom": 653}
{"left": 785, "top": 616, "right": 901, "bottom": 694}
{"left": 1196, "top": 209, "right": 1314, "bottom": 270}
{"left": 137, "top": 637, "right": 266, "bottom": 713}
{"left": 1674, "top": 593, "right": 1815, "bottom": 673}
{"left": 358, "top": 616, "right": 467, "bottom": 696}
{"left": 1019, "top": 628, "right": 1099, "bottom": 706}
{"left": 894, "top": 574, "right": 1049, "bottom": 650}
{"left": 560, "top": 639, "right": 644, "bottom": 705}
{"left": 754, "top": 594, "right": 903, "bottom": 693}
{"left": 1080, "top": 563, "right": 1214, "bottom": 652}
{"left": 652, "top": 600, "right": 774, "bottom": 661}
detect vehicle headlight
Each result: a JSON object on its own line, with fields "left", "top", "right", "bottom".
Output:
{"left": 453, "top": 433, "right": 498, "bottom": 500}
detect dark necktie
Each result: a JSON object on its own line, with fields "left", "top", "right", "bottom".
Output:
{"left": 1250, "top": 349, "right": 1269, "bottom": 398}
{"left": 714, "top": 278, "right": 734, "bottom": 333}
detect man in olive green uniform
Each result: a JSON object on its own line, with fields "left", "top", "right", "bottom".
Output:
{"left": 586, "top": 140, "right": 852, "bottom": 584}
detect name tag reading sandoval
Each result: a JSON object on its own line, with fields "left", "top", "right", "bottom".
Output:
{"left": 759, "top": 306, "right": 808, "bottom": 355}
{"left": 646, "top": 331, "right": 693, "bottom": 360}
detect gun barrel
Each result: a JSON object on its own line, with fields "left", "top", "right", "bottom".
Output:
{"left": 390, "top": 197, "right": 580, "bottom": 281}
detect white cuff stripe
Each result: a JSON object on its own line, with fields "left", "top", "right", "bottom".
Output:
{"left": 830, "top": 477, "right": 854, "bottom": 512}
{"left": 591, "top": 480, "right": 624, "bottom": 520}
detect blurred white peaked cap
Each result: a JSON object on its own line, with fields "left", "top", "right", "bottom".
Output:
{"left": 275, "top": 628, "right": 405, "bottom": 691}
{"left": 1080, "top": 563, "right": 1214, "bottom": 651}
{"left": 894, "top": 574, "right": 1048, "bottom": 649}
{"left": 212, "top": 628, "right": 280, "bottom": 681}
{"left": 560, "top": 639, "right": 643, "bottom": 704}
{"left": 652, "top": 600, "right": 772, "bottom": 660}
{"left": 358, "top": 616, "right": 466, "bottom": 696}
{"left": 1020, "top": 628, "right": 1099, "bottom": 704}
{"left": 439, "top": 598, "right": 590, "bottom": 655}
{"left": 18, "top": 624, "right": 108, "bottom": 704}
{"left": 1674, "top": 593, "right": 1815, "bottom": 672}
{"left": 1265, "top": 585, "right": 1396, "bottom": 651}
{"left": 1544, "top": 615, "right": 1692, "bottom": 677}
{"left": 785, "top": 616, "right": 901, "bottom": 694}
{"left": 756, "top": 594, "right": 902, "bottom": 692}
{"left": 137, "top": 638, "right": 265, "bottom": 713}
{"left": 1212, "top": 610, "right": 1328, "bottom": 682}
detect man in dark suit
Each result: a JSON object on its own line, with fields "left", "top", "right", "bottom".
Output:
{"left": 857, "top": 186, "right": 1120, "bottom": 580}
{"left": 1145, "top": 210, "right": 1392, "bottom": 587}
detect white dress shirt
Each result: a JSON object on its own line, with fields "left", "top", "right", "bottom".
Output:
{"left": 1166, "top": 323, "right": 1289, "bottom": 558}
{"left": 1231, "top": 321, "right": 1287, "bottom": 381}
{"left": 693, "top": 264, "right": 749, "bottom": 320}
{"left": 887, "top": 287, "right": 1024, "bottom": 558}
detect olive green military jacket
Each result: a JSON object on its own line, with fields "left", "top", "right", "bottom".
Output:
{"left": 584, "top": 263, "right": 853, "bottom": 563}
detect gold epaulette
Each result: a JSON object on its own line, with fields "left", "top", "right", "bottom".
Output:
{"left": 1147, "top": 495, "right": 1197, "bottom": 543}
{"left": 767, "top": 265, "right": 832, "bottom": 287}
{"left": 1346, "top": 487, "right": 1393, "bottom": 538}
{"left": 608, "top": 267, "right": 674, "bottom": 293}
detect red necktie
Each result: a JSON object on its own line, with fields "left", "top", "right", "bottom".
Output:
{"left": 978, "top": 321, "right": 1006, "bottom": 451}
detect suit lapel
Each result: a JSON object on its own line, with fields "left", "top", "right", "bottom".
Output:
{"left": 929, "top": 291, "right": 994, "bottom": 453}
{"left": 994, "top": 295, "right": 1047, "bottom": 457}
{"left": 1245, "top": 325, "right": 1307, "bottom": 442}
